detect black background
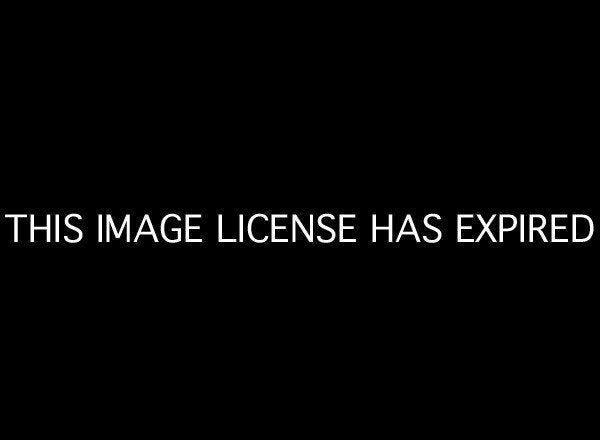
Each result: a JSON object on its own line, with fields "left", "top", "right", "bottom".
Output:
{"left": 1, "top": 6, "right": 597, "bottom": 434}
